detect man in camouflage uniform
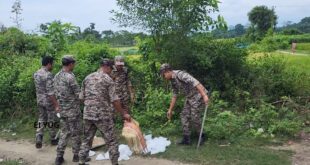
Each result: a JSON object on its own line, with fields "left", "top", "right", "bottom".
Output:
{"left": 53, "top": 55, "right": 82, "bottom": 165}
{"left": 160, "top": 63, "right": 209, "bottom": 145}
{"left": 111, "top": 56, "right": 135, "bottom": 114}
{"left": 78, "top": 58, "right": 131, "bottom": 165}
{"left": 33, "top": 56, "right": 60, "bottom": 148}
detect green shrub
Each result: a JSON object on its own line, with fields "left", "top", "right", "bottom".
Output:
{"left": 67, "top": 41, "right": 116, "bottom": 83}
{"left": 205, "top": 111, "right": 244, "bottom": 141}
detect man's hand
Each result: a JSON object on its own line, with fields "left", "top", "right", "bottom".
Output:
{"left": 55, "top": 106, "right": 61, "bottom": 113}
{"left": 123, "top": 113, "right": 131, "bottom": 122}
{"left": 167, "top": 109, "right": 173, "bottom": 120}
{"left": 203, "top": 95, "right": 209, "bottom": 104}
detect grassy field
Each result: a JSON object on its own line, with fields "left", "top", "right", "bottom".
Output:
{"left": 249, "top": 51, "right": 310, "bottom": 74}
{"left": 111, "top": 46, "right": 139, "bottom": 55}
{"left": 0, "top": 160, "right": 21, "bottom": 165}
{"left": 154, "top": 139, "right": 292, "bottom": 165}
{"left": 295, "top": 43, "right": 310, "bottom": 54}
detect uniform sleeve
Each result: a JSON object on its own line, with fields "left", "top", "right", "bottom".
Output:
{"left": 69, "top": 74, "right": 80, "bottom": 99}
{"left": 108, "top": 81, "right": 119, "bottom": 102}
{"left": 79, "top": 80, "right": 85, "bottom": 100}
{"left": 177, "top": 71, "right": 200, "bottom": 87}
{"left": 46, "top": 73, "right": 54, "bottom": 96}
{"left": 171, "top": 81, "right": 179, "bottom": 97}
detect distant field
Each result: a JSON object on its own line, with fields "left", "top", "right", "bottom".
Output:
{"left": 295, "top": 43, "right": 310, "bottom": 54}
{"left": 249, "top": 52, "right": 310, "bottom": 75}
{"left": 280, "top": 42, "right": 310, "bottom": 54}
{"left": 111, "top": 46, "right": 139, "bottom": 55}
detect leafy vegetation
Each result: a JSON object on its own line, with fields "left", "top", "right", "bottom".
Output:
{"left": 0, "top": 2, "right": 309, "bottom": 164}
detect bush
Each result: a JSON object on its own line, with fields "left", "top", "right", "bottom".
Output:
{"left": 205, "top": 111, "right": 244, "bottom": 141}
{"left": 0, "top": 27, "right": 50, "bottom": 56}
{"left": 67, "top": 41, "right": 116, "bottom": 83}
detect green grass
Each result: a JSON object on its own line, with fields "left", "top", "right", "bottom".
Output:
{"left": 296, "top": 43, "right": 310, "bottom": 53}
{"left": 0, "top": 159, "right": 25, "bottom": 165}
{"left": 285, "top": 53, "right": 310, "bottom": 74}
{"left": 249, "top": 51, "right": 310, "bottom": 75}
{"left": 151, "top": 137, "right": 292, "bottom": 165}
{"left": 111, "top": 46, "right": 138, "bottom": 51}
{"left": 0, "top": 117, "right": 39, "bottom": 141}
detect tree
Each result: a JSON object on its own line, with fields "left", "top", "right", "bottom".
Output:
{"left": 112, "top": 0, "right": 226, "bottom": 52}
{"left": 234, "top": 24, "right": 246, "bottom": 36}
{"left": 82, "top": 23, "right": 102, "bottom": 42}
{"left": 247, "top": 5, "right": 277, "bottom": 40}
{"left": 40, "top": 21, "right": 78, "bottom": 54}
{"left": 298, "top": 17, "right": 310, "bottom": 33}
{"left": 112, "top": 0, "right": 226, "bottom": 66}
{"left": 11, "top": 0, "right": 23, "bottom": 29}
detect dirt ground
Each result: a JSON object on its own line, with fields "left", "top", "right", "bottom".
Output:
{"left": 269, "top": 132, "right": 310, "bottom": 165}
{"left": 0, "top": 139, "right": 191, "bottom": 165}
{"left": 0, "top": 135, "right": 309, "bottom": 165}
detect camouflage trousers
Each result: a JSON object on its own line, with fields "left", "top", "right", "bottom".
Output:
{"left": 120, "top": 94, "right": 130, "bottom": 114}
{"left": 79, "top": 118, "right": 119, "bottom": 165}
{"left": 56, "top": 115, "right": 82, "bottom": 157}
{"left": 181, "top": 94, "right": 205, "bottom": 136}
{"left": 36, "top": 105, "right": 57, "bottom": 139}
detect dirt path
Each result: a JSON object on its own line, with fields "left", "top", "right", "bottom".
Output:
{"left": 1, "top": 136, "right": 309, "bottom": 165}
{"left": 276, "top": 50, "right": 310, "bottom": 56}
{"left": 269, "top": 133, "right": 310, "bottom": 165}
{"left": 0, "top": 139, "right": 191, "bottom": 165}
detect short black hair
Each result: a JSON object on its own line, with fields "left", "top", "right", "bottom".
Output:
{"left": 62, "top": 57, "right": 76, "bottom": 66}
{"left": 42, "top": 56, "right": 54, "bottom": 66}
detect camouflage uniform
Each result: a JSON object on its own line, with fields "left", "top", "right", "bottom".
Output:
{"left": 53, "top": 69, "right": 82, "bottom": 157}
{"left": 111, "top": 66, "right": 132, "bottom": 113}
{"left": 79, "top": 70, "right": 120, "bottom": 165}
{"left": 171, "top": 70, "right": 207, "bottom": 136}
{"left": 33, "top": 67, "right": 57, "bottom": 139}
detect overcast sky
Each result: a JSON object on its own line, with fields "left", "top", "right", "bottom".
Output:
{"left": 0, "top": 0, "right": 309, "bottom": 33}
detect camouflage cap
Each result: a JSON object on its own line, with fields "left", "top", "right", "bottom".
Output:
{"left": 101, "top": 58, "right": 114, "bottom": 68}
{"left": 159, "top": 63, "right": 172, "bottom": 74}
{"left": 62, "top": 55, "right": 76, "bottom": 65}
{"left": 114, "top": 55, "right": 125, "bottom": 65}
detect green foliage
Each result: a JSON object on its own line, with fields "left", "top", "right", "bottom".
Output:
{"left": 248, "top": 34, "right": 310, "bottom": 52}
{"left": 40, "top": 20, "right": 78, "bottom": 54}
{"left": 67, "top": 41, "right": 115, "bottom": 83}
{"left": 281, "top": 17, "right": 310, "bottom": 33}
{"left": 281, "top": 28, "right": 303, "bottom": 35}
{"left": 247, "top": 5, "right": 277, "bottom": 41}
{"left": 0, "top": 28, "right": 49, "bottom": 56}
{"left": 189, "top": 38, "right": 248, "bottom": 99}
{"left": 205, "top": 111, "right": 244, "bottom": 141}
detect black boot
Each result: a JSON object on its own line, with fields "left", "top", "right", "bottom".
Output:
{"left": 85, "top": 157, "right": 91, "bottom": 162}
{"left": 198, "top": 133, "right": 207, "bottom": 146}
{"left": 177, "top": 135, "right": 190, "bottom": 145}
{"left": 51, "top": 137, "right": 59, "bottom": 145}
{"left": 35, "top": 134, "right": 43, "bottom": 149}
{"left": 55, "top": 156, "right": 64, "bottom": 165}
{"left": 72, "top": 154, "right": 79, "bottom": 162}
{"left": 78, "top": 163, "right": 89, "bottom": 165}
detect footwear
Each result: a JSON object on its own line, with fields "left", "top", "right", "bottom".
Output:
{"left": 177, "top": 135, "right": 190, "bottom": 145}
{"left": 85, "top": 157, "right": 91, "bottom": 162}
{"left": 78, "top": 163, "right": 89, "bottom": 165}
{"left": 51, "top": 137, "right": 59, "bottom": 145}
{"left": 55, "top": 156, "right": 64, "bottom": 165}
{"left": 72, "top": 154, "right": 79, "bottom": 162}
{"left": 35, "top": 134, "right": 43, "bottom": 149}
{"left": 198, "top": 133, "right": 207, "bottom": 146}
